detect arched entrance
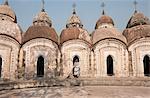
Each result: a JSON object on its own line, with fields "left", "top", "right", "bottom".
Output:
{"left": 143, "top": 55, "right": 150, "bottom": 76}
{"left": 72, "top": 56, "right": 80, "bottom": 78}
{"left": 107, "top": 55, "right": 114, "bottom": 76}
{"left": 37, "top": 56, "right": 44, "bottom": 77}
{"left": 0, "top": 57, "right": 2, "bottom": 78}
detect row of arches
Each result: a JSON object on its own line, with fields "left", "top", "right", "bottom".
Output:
{"left": 0, "top": 55, "right": 150, "bottom": 78}
{"left": 35, "top": 55, "right": 150, "bottom": 77}
{"left": 36, "top": 55, "right": 81, "bottom": 78}
{"left": 106, "top": 55, "right": 150, "bottom": 76}
{"left": 35, "top": 55, "right": 114, "bottom": 77}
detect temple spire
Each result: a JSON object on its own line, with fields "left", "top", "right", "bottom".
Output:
{"left": 134, "top": 0, "right": 138, "bottom": 13}
{"left": 4, "top": 0, "right": 9, "bottom": 5}
{"left": 41, "top": 0, "right": 45, "bottom": 12}
{"left": 101, "top": 2, "right": 105, "bottom": 15}
{"left": 72, "top": 3, "right": 76, "bottom": 14}
{"left": 66, "top": 2, "right": 83, "bottom": 28}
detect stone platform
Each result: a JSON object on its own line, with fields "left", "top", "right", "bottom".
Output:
{"left": 0, "top": 77, "right": 150, "bottom": 91}
{"left": 0, "top": 86, "right": 150, "bottom": 98}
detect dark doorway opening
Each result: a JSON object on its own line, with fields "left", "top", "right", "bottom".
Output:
{"left": 143, "top": 55, "right": 150, "bottom": 76}
{"left": 37, "top": 56, "right": 44, "bottom": 77}
{"left": 0, "top": 57, "right": 2, "bottom": 78}
{"left": 73, "top": 56, "right": 80, "bottom": 78}
{"left": 107, "top": 55, "right": 114, "bottom": 76}
{"left": 73, "top": 56, "right": 79, "bottom": 65}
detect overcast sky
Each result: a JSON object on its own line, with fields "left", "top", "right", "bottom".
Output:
{"left": 0, "top": 0, "right": 149, "bottom": 34}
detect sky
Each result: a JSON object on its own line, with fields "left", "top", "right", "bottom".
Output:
{"left": 0, "top": 0, "right": 150, "bottom": 35}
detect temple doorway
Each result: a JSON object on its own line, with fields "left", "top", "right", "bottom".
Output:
{"left": 37, "top": 56, "right": 44, "bottom": 77}
{"left": 73, "top": 56, "right": 80, "bottom": 78}
{"left": 143, "top": 55, "right": 150, "bottom": 76}
{"left": 107, "top": 55, "right": 114, "bottom": 76}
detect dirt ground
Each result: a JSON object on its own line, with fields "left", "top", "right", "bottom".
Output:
{"left": 0, "top": 86, "right": 150, "bottom": 98}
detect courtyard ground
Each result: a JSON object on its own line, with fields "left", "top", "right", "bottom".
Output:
{"left": 0, "top": 86, "right": 150, "bottom": 98}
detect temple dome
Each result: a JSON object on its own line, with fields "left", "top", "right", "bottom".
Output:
{"left": 93, "top": 12, "right": 126, "bottom": 45}
{"left": 33, "top": 10, "right": 52, "bottom": 27}
{"left": 95, "top": 14, "right": 114, "bottom": 29}
{"left": 66, "top": 9, "right": 83, "bottom": 28}
{"left": 60, "top": 8, "right": 91, "bottom": 44}
{"left": 0, "top": 1, "right": 16, "bottom": 22}
{"left": 23, "top": 25, "right": 58, "bottom": 44}
{"left": 123, "top": 11, "right": 150, "bottom": 45}
{"left": 23, "top": 9, "right": 58, "bottom": 44}
{"left": 0, "top": 1, "right": 22, "bottom": 43}
{"left": 92, "top": 27, "right": 127, "bottom": 44}
{"left": 126, "top": 11, "right": 150, "bottom": 28}
{"left": 60, "top": 27, "right": 80, "bottom": 43}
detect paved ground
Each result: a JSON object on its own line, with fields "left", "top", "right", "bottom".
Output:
{"left": 0, "top": 86, "right": 150, "bottom": 98}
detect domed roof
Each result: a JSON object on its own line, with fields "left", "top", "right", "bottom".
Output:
{"left": 23, "top": 9, "right": 58, "bottom": 44}
{"left": 92, "top": 27, "right": 127, "bottom": 44}
{"left": 123, "top": 11, "right": 150, "bottom": 45}
{"left": 95, "top": 13, "right": 114, "bottom": 29}
{"left": 0, "top": 1, "right": 22, "bottom": 43}
{"left": 123, "top": 25, "right": 150, "bottom": 45}
{"left": 0, "top": 1, "right": 16, "bottom": 22}
{"left": 23, "top": 25, "right": 58, "bottom": 44}
{"left": 60, "top": 27, "right": 91, "bottom": 44}
{"left": 93, "top": 11, "right": 126, "bottom": 44}
{"left": 60, "top": 27, "right": 80, "bottom": 43}
{"left": 33, "top": 10, "right": 52, "bottom": 27}
{"left": 0, "top": 20, "right": 22, "bottom": 43}
{"left": 60, "top": 7, "right": 91, "bottom": 44}
{"left": 126, "top": 11, "right": 150, "bottom": 28}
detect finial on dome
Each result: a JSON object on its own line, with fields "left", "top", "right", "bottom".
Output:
{"left": 41, "top": 0, "right": 45, "bottom": 12}
{"left": 4, "top": 0, "right": 9, "bottom": 5}
{"left": 101, "top": 2, "right": 105, "bottom": 15}
{"left": 134, "top": 0, "right": 138, "bottom": 13}
{"left": 72, "top": 3, "right": 76, "bottom": 14}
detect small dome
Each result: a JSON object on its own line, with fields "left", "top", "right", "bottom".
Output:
{"left": 0, "top": 21, "right": 22, "bottom": 43}
{"left": 95, "top": 15, "right": 114, "bottom": 29}
{"left": 66, "top": 9, "right": 83, "bottom": 28}
{"left": 0, "top": 1, "right": 22, "bottom": 43}
{"left": 0, "top": 1, "right": 16, "bottom": 22}
{"left": 93, "top": 12, "right": 125, "bottom": 44}
{"left": 123, "top": 11, "right": 150, "bottom": 45}
{"left": 33, "top": 10, "right": 52, "bottom": 27}
{"left": 60, "top": 27, "right": 91, "bottom": 44}
{"left": 126, "top": 12, "right": 150, "bottom": 28}
{"left": 60, "top": 27, "right": 80, "bottom": 43}
{"left": 23, "top": 25, "right": 58, "bottom": 44}
{"left": 92, "top": 27, "right": 127, "bottom": 44}
{"left": 123, "top": 24, "right": 150, "bottom": 45}
{"left": 60, "top": 8, "right": 90, "bottom": 44}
